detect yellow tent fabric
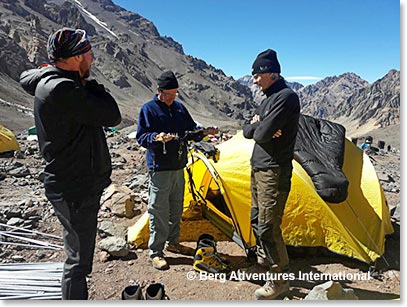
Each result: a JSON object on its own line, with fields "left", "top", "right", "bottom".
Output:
{"left": 128, "top": 131, "right": 393, "bottom": 263}
{"left": 0, "top": 125, "right": 20, "bottom": 153}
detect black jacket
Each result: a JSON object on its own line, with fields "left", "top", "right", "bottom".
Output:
{"left": 20, "top": 66, "right": 121, "bottom": 201}
{"left": 243, "top": 78, "right": 300, "bottom": 169}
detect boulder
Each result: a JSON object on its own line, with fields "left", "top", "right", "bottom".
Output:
{"left": 102, "top": 184, "right": 139, "bottom": 218}
{"left": 97, "top": 236, "right": 129, "bottom": 258}
{"left": 98, "top": 221, "right": 128, "bottom": 239}
{"left": 304, "top": 281, "right": 358, "bottom": 300}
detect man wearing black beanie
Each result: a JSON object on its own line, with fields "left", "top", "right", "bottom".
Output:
{"left": 136, "top": 71, "right": 218, "bottom": 270}
{"left": 243, "top": 49, "right": 300, "bottom": 300}
{"left": 157, "top": 70, "right": 179, "bottom": 89}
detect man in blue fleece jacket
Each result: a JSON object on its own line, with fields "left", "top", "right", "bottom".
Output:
{"left": 137, "top": 71, "right": 218, "bottom": 270}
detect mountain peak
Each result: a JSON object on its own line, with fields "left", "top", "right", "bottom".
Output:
{"left": 0, "top": 0, "right": 255, "bottom": 131}
{"left": 0, "top": 0, "right": 400, "bottom": 135}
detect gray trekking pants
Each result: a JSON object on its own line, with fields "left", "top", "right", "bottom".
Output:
{"left": 51, "top": 193, "right": 101, "bottom": 300}
{"left": 147, "top": 169, "right": 185, "bottom": 258}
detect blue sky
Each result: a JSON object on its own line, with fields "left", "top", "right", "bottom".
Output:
{"left": 113, "top": 0, "right": 400, "bottom": 86}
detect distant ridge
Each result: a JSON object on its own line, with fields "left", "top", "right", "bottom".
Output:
{"left": 0, "top": 0, "right": 255, "bottom": 131}
{"left": 0, "top": 0, "right": 400, "bottom": 138}
{"left": 238, "top": 69, "right": 400, "bottom": 136}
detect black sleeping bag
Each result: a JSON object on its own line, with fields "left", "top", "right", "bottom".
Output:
{"left": 294, "top": 114, "right": 349, "bottom": 203}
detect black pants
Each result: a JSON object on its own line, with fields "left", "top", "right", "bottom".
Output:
{"left": 250, "top": 167, "right": 292, "bottom": 275}
{"left": 51, "top": 194, "right": 101, "bottom": 300}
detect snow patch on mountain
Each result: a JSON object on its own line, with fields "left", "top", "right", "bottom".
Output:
{"left": 74, "top": 0, "right": 118, "bottom": 39}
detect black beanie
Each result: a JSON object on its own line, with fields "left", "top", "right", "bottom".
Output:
{"left": 251, "top": 49, "right": 281, "bottom": 75}
{"left": 47, "top": 28, "right": 91, "bottom": 62}
{"left": 157, "top": 71, "right": 179, "bottom": 89}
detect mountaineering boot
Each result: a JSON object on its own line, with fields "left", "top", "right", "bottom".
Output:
{"left": 165, "top": 243, "right": 195, "bottom": 256}
{"left": 150, "top": 255, "right": 169, "bottom": 270}
{"left": 254, "top": 280, "right": 290, "bottom": 300}
{"left": 145, "top": 283, "right": 169, "bottom": 300}
{"left": 195, "top": 234, "right": 230, "bottom": 266}
{"left": 121, "top": 285, "right": 143, "bottom": 300}
{"left": 193, "top": 246, "right": 231, "bottom": 274}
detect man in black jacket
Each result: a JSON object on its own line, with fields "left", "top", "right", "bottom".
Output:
{"left": 243, "top": 49, "right": 300, "bottom": 300}
{"left": 20, "top": 28, "right": 121, "bottom": 300}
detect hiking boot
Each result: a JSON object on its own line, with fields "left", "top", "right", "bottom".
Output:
{"left": 145, "top": 283, "right": 169, "bottom": 300}
{"left": 255, "top": 280, "right": 290, "bottom": 300}
{"left": 193, "top": 246, "right": 231, "bottom": 274}
{"left": 165, "top": 243, "right": 195, "bottom": 256}
{"left": 121, "top": 285, "right": 144, "bottom": 300}
{"left": 150, "top": 256, "right": 169, "bottom": 270}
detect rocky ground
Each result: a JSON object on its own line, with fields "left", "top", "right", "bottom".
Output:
{"left": 0, "top": 129, "right": 400, "bottom": 300}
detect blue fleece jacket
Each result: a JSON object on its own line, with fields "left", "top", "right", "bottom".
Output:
{"left": 136, "top": 95, "right": 200, "bottom": 171}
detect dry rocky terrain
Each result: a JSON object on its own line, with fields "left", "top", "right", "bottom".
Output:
{"left": 0, "top": 129, "right": 400, "bottom": 300}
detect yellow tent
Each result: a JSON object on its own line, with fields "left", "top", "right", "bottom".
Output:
{"left": 0, "top": 125, "right": 20, "bottom": 153}
{"left": 128, "top": 131, "right": 393, "bottom": 263}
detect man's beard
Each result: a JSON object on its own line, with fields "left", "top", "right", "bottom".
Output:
{"left": 81, "top": 68, "right": 91, "bottom": 79}
{"left": 79, "top": 59, "right": 91, "bottom": 79}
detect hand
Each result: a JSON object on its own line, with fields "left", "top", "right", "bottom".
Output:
{"left": 272, "top": 129, "right": 282, "bottom": 138}
{"left": 155, "top": 132, "right": 176, "bottom": 142}
{"left": 203, "top": 126, "right": 220, "bottom": 136}
{"left": 250, "top": 114, "right": 260, "bottom": 124}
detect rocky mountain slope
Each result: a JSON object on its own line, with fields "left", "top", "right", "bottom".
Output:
{"left": 296, "top": 73, "right": 369, "bottom": 119}
{"left": 240, "top": 70, "right": 400, "bottom": 136}
{"left": 239, "top": 75, "right": 303, "bottom": 106}
{"left": 0, "top": 0, "right": 400, "bottom": 139}
{"left": 0, "top": 0, "right": 255, "bottom": 132}
{"left": 332, "top": 70, "right": 400, "bottom": 134}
